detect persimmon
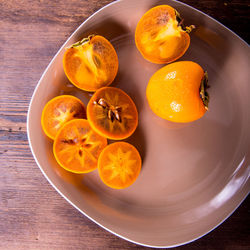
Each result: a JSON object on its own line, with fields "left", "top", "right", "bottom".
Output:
{"left": 41, "top": 95, "right": 86, "bottom": 140}
{"left": 135, "top": 5, "right": 195, "bottom": 64}
{"left": 146, "top": 61, "right": 209, "bottom": 123}
{"left": 53, "top": 119, "right": 107, "bottom": 174}
{"left": 87, "top": 87, "right": 138, "bottom": 140}
{"left": 63, "top": 35, "right": 118, "bottom": 92}
{"left": 98, "top": 142, "right": 141, "bottom": 189}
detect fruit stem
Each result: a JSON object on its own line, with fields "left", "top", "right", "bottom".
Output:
{"left": 200, "top": 72, "right": 209, "bottom": 110}
{"left": 185, "top": 25, "right": 195, "bottom": 34}
{"left": 175, "top": 9, "right": 195, "bottom": 34}
{"left": 67, "top": 34, "right": 95, "bottom": 49}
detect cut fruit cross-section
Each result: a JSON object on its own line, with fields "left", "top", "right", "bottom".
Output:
{"left": 53, "top": 119, "right": 107, "bottom": 173}
{"left": 98, "top": 142, "right": 141, "bottom": 189}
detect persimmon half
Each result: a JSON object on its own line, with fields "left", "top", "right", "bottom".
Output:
{"left": 53, "top": 119, "right": 107, "bottom": 174}
{"left": 41, "top": 95, "right": 86, "bottom": 140}
{"left": 87, "top": 87, "right": 138, "bottom": 140}
{"left": 63, "top": 35, "right": 118, "bottom": 92}
{"left": 146, "top": 61, "right": 209, "bottom": 123}
{"left": 98, "top": 142, "right": 141, "bottom": 189}
{"left": 135, "top": 5, "right": 195, "bottom": 64}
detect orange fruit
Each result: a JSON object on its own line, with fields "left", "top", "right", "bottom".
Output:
{"left": 98, "top": 142, "right": 141, "bottom": 189}
{"left": 146, "top": 61, "right": 209, "bottom": 123}
{"left": 63, "top": 35, "right": 118, "bottom": 92}
{"left": 135, "top": 5, "right": 195, "bottom": 64}
{"left": 41, "top": 95, "right": 86, "bottom": 140}
{"left": 53, "top": 119, "right": 107, "bottom": 173}
{"left": 87, "top": 87, "right": 138, "bottom": 140}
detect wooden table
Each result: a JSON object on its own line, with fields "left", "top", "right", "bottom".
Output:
{"left": 0, "top": 0, "right": 249, "bottom": 249}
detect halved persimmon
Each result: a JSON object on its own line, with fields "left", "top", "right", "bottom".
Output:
{"left": 87, "top": 87, "right": 138, "bottom": 140}
{"left": 63, "top": 35, "right": 118, "bottom": 92}
{"left": 98, "top": 142, "right": 141, "bottom": 189}
{"left": 41, "top": 95, "right": 86, "bottom": 140}
{"left": 53, "top": 119, "right": 107, "bottom": 173}
{"left": 135, "top": 5, "right": 195, "bottom": 64}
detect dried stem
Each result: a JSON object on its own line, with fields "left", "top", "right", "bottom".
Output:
{"left": 200, "top": 72, "right": 209, "bottom": 110}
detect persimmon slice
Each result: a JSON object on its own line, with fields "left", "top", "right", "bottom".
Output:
{"left": 41, "top": 95, "right": 86, "bottom": 140}
{"left": 63, "top": 35, "right": 118, "bottom": 92}
{"left": 98, "top": 142, "right": 141, "bottom": 189}
{"left": 87, "top": 87, "right": 138, "bottom": 140}
{"left": 53, "top": 119, "right": 107, "bottom": 173}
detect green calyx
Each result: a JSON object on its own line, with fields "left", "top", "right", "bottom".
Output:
{"left": 68, "top": 34, "right": 95, "bottom": 49}
{"left": 175, "top": 10, "right": 184, "bottom": 28}
{"left": 200, "top": 72, "right": 209, "bottom": 110}
{"left": 175, "top": 10, "right": 195, "bottom": 33}
{"left": 185, "top": 25, "right": 195, "bottom": 34}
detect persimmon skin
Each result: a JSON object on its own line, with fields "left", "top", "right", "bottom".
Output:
{"left": 98, "top": 142, "right": 142, "bottom": 189}
{"left": 63, "top": 35, "right": 118, "bottom": 92}
{"left": 87, "top": 87, "right": 138, "bottom": 140}
{"left": 146, "top": 61, "right": 207, "bottom": 123}
{"left": 135, "top": 5, "right": 192, "bottom": 64}
{"left": 41, "top": 95, "right": 86, "bottom": 140}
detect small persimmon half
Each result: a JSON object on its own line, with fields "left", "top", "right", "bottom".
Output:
{"left": 63, "top": 35, "right": 118, "bottom": 92}
{"left": 53, "top": 119, "right": 107, "bottom": 174}
{"left": 41, "top": 95, "right": 86, "bottom": 140}
{"left": 98, "top": 142, "right": 141, "bottom": 189}
{"left": 146, "top": 61, "right": 209, "bottom": 123}
{"left": 87, "top": 87, "right": 138, "bottom": 140}
{"left": 135, "top": 5, "right": 195, "bottom": 64}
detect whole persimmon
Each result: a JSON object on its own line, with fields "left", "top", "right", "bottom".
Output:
{"left": 146, "top": 61, "right": 209, "bottom": 123}
{"left": 135, "top": 5, "right": 195, "bottom": 64}
{"left": 63, "top": 35, "right": 118, "bottom": 92}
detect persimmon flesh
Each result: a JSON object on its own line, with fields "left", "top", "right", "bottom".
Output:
{"left": 87, "top": 87, "right": 138, "bottom": 140}
{"left": 135, "top": 5, "right": 194, "bottom": 64}
{"left": 53, "top": 119, "right": 107, "bottom": 173}
{"left": 63, "top": 35, "right": 118, "bottom": 92}
{"left": 41, "top": 95, "right": 86, "bottom": 140}
{"left": 98, "top": 142, "right": 141, "bottom": 189}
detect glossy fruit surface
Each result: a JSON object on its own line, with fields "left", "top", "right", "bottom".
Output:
{"left": 146, "top": 61, "right": 209, "bottom": 123}
{"left": 63, "top": 35, "right": 118, "bottom": 92}
{"left": 135, "top": 5, "right": 194, "bottom": 64}
{"left": 53, "top": 119, "right": 107, "bottom": 173}
{"left": 87, "top": 87, "right": 138, "bottom": 140}
{"left": 41, "top": 95, "right": 86, "bottom": 139}
{"left": 98, "top": 142, "right": 141, "bottom": 189}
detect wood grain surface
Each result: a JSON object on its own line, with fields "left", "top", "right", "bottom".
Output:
{"left": 0, "top": 0, "right": 249, "bottom": 249}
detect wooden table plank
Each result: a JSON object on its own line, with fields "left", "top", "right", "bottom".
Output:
{"left": 0, "top": 0, "right": 249, "bottom": 249}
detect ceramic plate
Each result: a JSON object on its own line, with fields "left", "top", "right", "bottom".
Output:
{"left": 27, "top": 0, "right": 250, "bottom": 248}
